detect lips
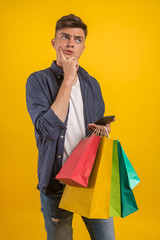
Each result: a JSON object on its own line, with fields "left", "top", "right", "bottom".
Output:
{"left": 64, "top": 50, "right": 74, "bottom": 55}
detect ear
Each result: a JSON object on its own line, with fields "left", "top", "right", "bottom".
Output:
{"left": 51, "top": 38, "right": 56, "bottom": 49}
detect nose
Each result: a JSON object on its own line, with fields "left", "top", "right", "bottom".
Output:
{"left": 66, "top": 37, "right": 74, "bottom": 48}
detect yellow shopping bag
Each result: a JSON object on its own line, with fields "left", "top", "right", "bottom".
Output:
{"left": 59, "top": 137, "right": 113, "bottom": 218}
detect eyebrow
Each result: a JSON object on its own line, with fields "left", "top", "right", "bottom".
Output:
{"left": 60, "top": 33, "right": 84, "bottom": 39}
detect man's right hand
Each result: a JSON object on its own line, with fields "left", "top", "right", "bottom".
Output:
{"left": 58, "top": 46, "right": 79, "bottom": 84}
{"left": 50, "top": 46, "right": 79, "bottom": 122}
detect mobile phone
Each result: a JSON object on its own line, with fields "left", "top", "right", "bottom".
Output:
{"left": 94, "top": 115, "right": 115, "bottom": 125}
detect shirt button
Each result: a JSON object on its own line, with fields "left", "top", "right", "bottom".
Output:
{"left": 57, "top": 76, "right": 60, "bottom": 79}
{"left": 58, "top": 155, "right": 61, "bottom": 159}
{"left": 61, "top": 135, "right": 64, "bottom": 139}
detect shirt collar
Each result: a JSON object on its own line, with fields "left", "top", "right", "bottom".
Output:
{"left": 51, "top": 60, "right": 64, "bottom": 80}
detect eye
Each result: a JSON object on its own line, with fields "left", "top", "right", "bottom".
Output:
{"left": 76, "top": 38, "right": 82, "bottom": 43}
{"left": 62, "top": 36, "right": 69, "bottom": 40}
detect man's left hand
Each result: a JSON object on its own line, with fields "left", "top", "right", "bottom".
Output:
{"left": 87, "top": 117, "right": 116, "bottom": 135}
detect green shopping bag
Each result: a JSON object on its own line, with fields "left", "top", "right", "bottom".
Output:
{"left": 120, "top": 145, "right": 140, "bottom": 189}
{"left": 109, "top": 140, "right": 121, "bottom": 217}
{"left": 110, "top": 140, "right": 140, "bottom": 218}
{"left": 118, "top": 142, "right": 139, "bottom": 217}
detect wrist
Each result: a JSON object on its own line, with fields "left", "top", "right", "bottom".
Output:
{"left": 63, "top": 74, "right": 77, "bottom": 85}
{"left": 62, "top": 78, "right": 73, "bottom": 89}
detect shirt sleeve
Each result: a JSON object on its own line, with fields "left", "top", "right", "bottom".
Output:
{"left": 96, "top": 81, "right": 105, "bottom": 119}
{"left": 26, "top": 73, "right": 67, "bottom": 141}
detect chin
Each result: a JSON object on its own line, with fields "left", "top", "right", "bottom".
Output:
{"left": 65, "top": 54, "right": 71, "bottom": 57}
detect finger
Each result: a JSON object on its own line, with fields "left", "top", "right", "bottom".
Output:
{"left": 88, "top": 124, "right": 97, "bottom": 133}
{"left": 88, "top": 126, "right": 96, "bottom": 132}
{"left": 106, "top": 126, "right": 111, "bottom": 133}
{"left": 105, "top": 118, "right": 116, "bottom": 127}
{"left": 66, "top": 58, "right": 79, "bottom": 65}
{"left": 66, "top": 56, "right": 78, "bottom": 61}
{"left": 64, "top": 58, "right": 79, "bottom": 72}
{"left": 88, "top": 123, "right": 97, "bottom": 128}
{"left": 59, "top": 47, "right": 66, "bottom": 62}
{"left": 87, "top": 124, "right": 96, "bottom": 130}
{"left": 105, "top": 122, "right": 112, "bottom": 129}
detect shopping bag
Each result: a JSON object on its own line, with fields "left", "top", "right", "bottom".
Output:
{"left": 55, "top": 134, "right": 101, "bottom": 187}
{"left": 109, "top": 140, "right": 121, "bottom": 217}
{"left": 120, "top": 144, "right": 140, "bottom": 189}
{"left": 59, "top": 136, "right": 113, "bottom": 218}
{"left": 118, "top": 142, "right": 139, "bottom": 217}
{"left": 109, "top": 140, "right": 140, "bottom": 217}
{"left": 59, "top": 137, "right": 140, "bottom": 218}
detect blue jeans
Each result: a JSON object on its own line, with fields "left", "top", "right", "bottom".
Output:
{"left": 40, "top": 191, "right": 115, "bottom": 240}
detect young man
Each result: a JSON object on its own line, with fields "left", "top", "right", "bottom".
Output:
{"left": 26, "top": 14, "right": 116, "bottom": 240}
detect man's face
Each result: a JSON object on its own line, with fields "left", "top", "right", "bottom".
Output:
{"left": 52, "top": 27, "right": 86, "bottom": 64}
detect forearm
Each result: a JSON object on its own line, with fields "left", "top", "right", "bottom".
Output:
{"left": 51, "top": 47, "right": 78, "bottom": 122}
{"left": 26, "top": 73, "right": 67, "bottom": 140}
{"left": 51, "top": 78, "right": 73, "bottom": 122}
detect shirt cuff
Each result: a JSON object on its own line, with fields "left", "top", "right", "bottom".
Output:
{"left": 43, "top": 108, "right": 67, "bottom": 130}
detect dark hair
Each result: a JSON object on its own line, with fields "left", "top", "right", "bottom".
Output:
{"left": 55, "top": 14, "right": 87, "bottom": 38}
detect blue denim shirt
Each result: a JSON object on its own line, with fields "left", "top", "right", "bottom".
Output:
{"left": 26, "top": 60, "right": 105, "bottom": 194}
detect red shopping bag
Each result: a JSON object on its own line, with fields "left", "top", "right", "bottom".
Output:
{"left": 55, "top": 134, "right": 101, "bottom": 187}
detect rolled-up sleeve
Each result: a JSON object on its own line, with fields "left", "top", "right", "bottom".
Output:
{"left": 26, "top": 73, "right": 66, "bottom": 141}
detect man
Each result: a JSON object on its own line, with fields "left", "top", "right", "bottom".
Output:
{"left": 26, "top": 14, "right": 116, "bottom": 240}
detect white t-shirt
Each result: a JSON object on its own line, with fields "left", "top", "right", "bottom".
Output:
{"left": 62, "top": 75, "right": 86, "bottom": 165}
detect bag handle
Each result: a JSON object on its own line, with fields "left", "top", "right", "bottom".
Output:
{"left": 87, "top": 125, "right": 110, "bottom": 138}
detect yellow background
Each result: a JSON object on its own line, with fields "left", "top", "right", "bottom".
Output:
{"left": 1, "top": 0, "right": 160, "bottom": 239}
